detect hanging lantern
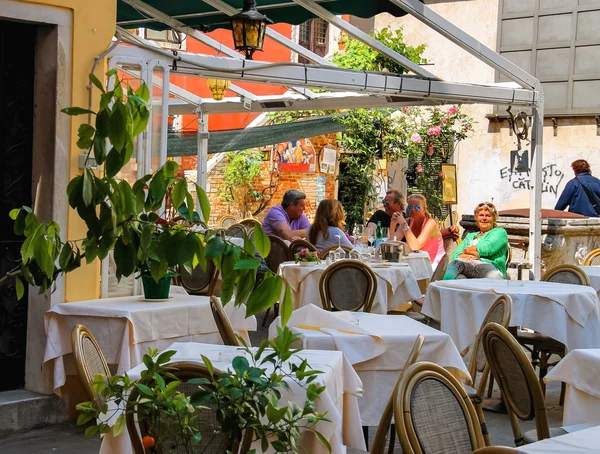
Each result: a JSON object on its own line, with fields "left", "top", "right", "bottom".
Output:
{"left": 207, "top": 78, "right": 231, "bottom": 101}
{"left": 230, "top": 0, "right": 273, "bottom": 60}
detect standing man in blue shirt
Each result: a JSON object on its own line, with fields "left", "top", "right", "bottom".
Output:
{"left": 555, "top": 159, "right": 600, "bottom": 217}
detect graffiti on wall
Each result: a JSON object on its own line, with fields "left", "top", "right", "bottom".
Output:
{"left": 500, "top": 163, "right": 565, "bottom": 196}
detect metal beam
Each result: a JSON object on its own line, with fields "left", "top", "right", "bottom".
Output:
{"left": 291, "top": 0, "right": 439, "bottom": 80}
{"left": 201, "top": 0, "right": 335, "bottom": 67}
{"left": 529, "top": 92, "right": 544, "bottom": 279}
{"left": 389, "top": 0, "right": 539, "bottom": 90}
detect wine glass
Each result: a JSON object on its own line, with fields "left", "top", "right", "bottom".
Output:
{"left": 365, "top": 225, "right": 376, "bottom": 247}
{"left": 334, "top": 235, "right": 346, "bottom": 261}
{"left": 381, "top": 227, "right": 389, "bottom": 241}
{"left": 354, "top": 224, "right": 364, "bottom": 241}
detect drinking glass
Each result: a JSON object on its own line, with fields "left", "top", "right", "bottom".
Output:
{"left": 381, "top": 227, "right": 389, "bottom": 241}
{"left": 354, "top": 224, "right": 364, "bottom": 238}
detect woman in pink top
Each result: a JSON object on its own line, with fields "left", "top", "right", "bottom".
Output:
{"left": 389, "top": 194, "right": 445, "bottom": 269}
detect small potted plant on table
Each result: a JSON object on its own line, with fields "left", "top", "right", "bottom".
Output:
{"left": 294, "top": 248, "right": 321, "bottom": 267}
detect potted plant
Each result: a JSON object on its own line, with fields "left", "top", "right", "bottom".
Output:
{"left": 294, "top": 248, "right": 321, "bottom": 267}
{"left": 77, "top": 328, "right": 331, "bottom": 453}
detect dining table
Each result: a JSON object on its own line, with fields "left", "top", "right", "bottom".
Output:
{"left": 422, "top": 278, "right": 600, "bottom": 352}
{"left": 268, "top": 304, "right": 470, "bottom": 426}
{"left": 515, "top": 424, "right": 600, "bottom": 453}
{"left": 580, "top": 266, "right": 600, "bottom": 295}
{"left": 99, "top": 342, "right": 365, "bottom": 454}
{"left": 545, "top": 348, "right": 600, "bottom": 426}
{"left": 43, "top": 294, "right": 256, "bottom": 393}
{"left": 279, "top": 259, "right": 423, "bottom": 314}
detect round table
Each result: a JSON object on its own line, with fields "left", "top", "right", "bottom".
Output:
{"left": 581, "top": 266, "right": 600, "bottom": 295}
{"left": 422, "top": 278, "right": 600, "bottom": 352}
{"left": 400, "top": 251, "right": 434, "bottom": 280}
{"left": 279, "top": 261, "right": 422, "bottom": 314}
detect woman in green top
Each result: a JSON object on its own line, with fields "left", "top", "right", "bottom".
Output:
{"left": 443, "top": 202, "right": 508, "bottom": 280}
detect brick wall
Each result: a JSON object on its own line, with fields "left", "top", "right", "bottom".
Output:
{"left": 200, "top": 134, "right": 339, "bottom": 225}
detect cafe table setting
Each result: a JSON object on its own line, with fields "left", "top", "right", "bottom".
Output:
{"left": 99, "top": 341, "right": 364, "bottom": 454}
{"left": 268, "top": 304, "right": 470, "bottom": 426}
{"left": 580, "top": 266, "right": 600, "bottom": 295}
{"left": 515, "top": 424, "right": 600, "bottom": 453}
{"left": 422, "top": 278, "right": 600, "bottom": 352}
{"left": 279, "top": 259, "right": 422, "bottom": 314}
{"left": 43, "top": 294, "right": 256, "bottom": 393}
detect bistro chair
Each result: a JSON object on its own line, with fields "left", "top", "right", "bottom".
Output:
{"left": 127, "top": 362, "right": 252, "bottom": 454}
{"left": 225, "top": 223, "right": 246, "bottom": 240}
{"left": 348, "top": 335, "right": 425, "bottom": 454}
{"left": 319, "top": 260, "right": 377, "bottom": 312}
{"left": 289, "top": 238, "right": 318, "bottom": 256}
{"left": 582, "top": 247, "right": 600, "bottom": 266}
{"left": 218, "top": 215, "right": 238, "bottom": 229}
{"left": 71, "top": 324, "right": 112, "bottom": 411}
{"left": 466, "top": 294, "right": 513, "bottom": 446}
{"left": 320, "top": 244, "right": 353, "bottom": 259}
{"left": 394, "top": 362, "right": 485, "bottom": 453}
{"left": 261, "top": 236, "right": 293, "bottom": 326}
{"left": 178, "top": 259, "right": 218, "bottom": 296}
{"left": 517, "top": 264, "right": 589, "bottom": 398}
{"left": 210, "top": 296, "right": 241, "bottom": 347}
{"left": 239, "top": 218, "right": 259, "bottom": 231}
{"left": 482, "top": 323, "right": 570, "bottom": 446}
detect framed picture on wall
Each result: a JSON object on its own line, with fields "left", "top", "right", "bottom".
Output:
{"left": 441, "top": 163, "right": 457, "bottom": 205}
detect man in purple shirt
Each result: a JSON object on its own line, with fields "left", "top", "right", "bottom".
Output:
{"left": 262, "top": 189, "right": 311, "bottom": 240}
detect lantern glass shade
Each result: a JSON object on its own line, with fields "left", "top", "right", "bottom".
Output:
{"left": 207, "top": 79, "right": 231, "bottom": 101}
{"left": 230, "top": 0, "right": 273, "bottom": 59}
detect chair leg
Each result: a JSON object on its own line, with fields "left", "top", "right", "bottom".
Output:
{"left": 274, "top": 303, "right": 279, "bottom": 318}
{"left": 387, "top": 424, "right": 396, "bottom": 454}
{"left": 559, "top": 382, "right": 566, "bottom": 406}
{"left": 539, "top": 351, "right": 549, "bottom": 397}
{"left": 507, "top": 407, "right": 525, "bottom": 447}
{"left": 363, "top": 426, "right": 369, "bottom": 451}
{"left": 487, "top": 375, "right": 494, "bottom": 398}
{"left": 475, "top": 401, "right": 491, "bottom": 446}
{"left": 261, "top": 307, "right": 271, "bottom": 327}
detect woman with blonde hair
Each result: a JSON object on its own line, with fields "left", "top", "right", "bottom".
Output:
{"left": 389, "top": 194, "right": 445, "bottom": 269}
{"left": 443, "top": 201, "right": 508, "bottom": 280}
{"left": 307, "top": 200, "right": 354, "bottom": 251}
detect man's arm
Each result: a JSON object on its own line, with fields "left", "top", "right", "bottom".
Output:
{"left": 273, "top": 223, "right": 307, "bottom": 241}
{"left": 555, "top": 180, "right": 574, "bottom": 211}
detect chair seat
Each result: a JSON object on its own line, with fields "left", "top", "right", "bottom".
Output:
{"left": 516, "top": 331, "right": 565, "bottom": 353}
{"left": 346, "top": 448, "right": 368, "bottom": 454}
{"left": 464, "top": 384, "right": 482, "bottom": 403}
{"left": 523, "top": 426, "right": 567, "bottom": 444}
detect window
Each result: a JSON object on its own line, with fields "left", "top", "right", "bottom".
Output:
{"left": 497, "top": 0, "right": 600, "bottom": 115}
{"left": 297, "top": 19, "right": 329, "bottom": 63}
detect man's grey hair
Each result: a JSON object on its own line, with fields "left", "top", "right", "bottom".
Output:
{"left": 386, "top": 189, "right": 406, "bottom": 209}
{"left": 281, "top": 189, "right": 306, "bottom": 208}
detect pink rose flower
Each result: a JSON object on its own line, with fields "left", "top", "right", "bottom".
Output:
{"left": 428, "top": 143, "right": 434, "bottom": 155}
{"left": 465, "top": 124, "right": 470, "bottom": 131}
{"left": 440, "top": 118, "right": 447, "bottom": 125}
{"left": 427, "top": 126, "right": 442, "bottom": 137}
{"left": 410, "top": 132, "right": 422, "bottom": 143}
{"left": 402, "top": 106, "right": 410, "bottom": 112}
{"left": 439, "top": 171, "right": 445, "bottom": 179}
{"left": 416, "top": 165, "right": 423, "bottom": 173}
{"left": 448, "top": 106, "right": 457, "bottom": 115}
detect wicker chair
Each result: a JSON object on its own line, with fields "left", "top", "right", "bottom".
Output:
{"left": 178, "top": 259, "right": 218, "bottom": 296}
{"left": 265, "top": 235, "right": 292, "bottom": 273}
{"left": 289, "top": 238, "right": 318, "bottom": 256}
{"left": 239, "top": 218, "right": 259, "bottom": 231}
{"left": 465, "top": 294, "right": 513, "bottom": 446}
{"left": 320, "top": 244, "right": 353, "bottom": 259}
{"left": 319, "top": 260, "right": 377, "bottom": 312}
{"left": 582, "top": 247, "right": 600, "bottom": 266}
{"left": 210, "top": 296, "right": 241, "bottom": 347}
{"left": 219, "top": 215, "right": 238, "bottom": 229}
{"left": 482, "top": 322, "right": 570, "bottom": 446}
{"left": 394, "top": 362, "right": 485, "bottom": 453}
{"left": 430, "top": 254, "right": 449, "bottom": 283}
{"left": 126, "top": 362, "right": 251, "bottom": 454}
{"left": 225, "top": 223, "right": 246, "bottom": 240}
{"left": 348, "top": 335, "right": 425, "bottom": 454}
{"left": 72, "top": 324, "right": 112, "bottom": 411}
{"left": 517, "top": 265, "right": 590, "bottom": 397}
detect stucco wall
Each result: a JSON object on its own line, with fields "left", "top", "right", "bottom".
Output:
{"left": 377, "top": 0, "right": 600, "bottom": 218}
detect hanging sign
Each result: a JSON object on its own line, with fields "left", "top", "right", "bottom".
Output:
{"left": 272, "top": 138, "right": 316, "bottom": 172}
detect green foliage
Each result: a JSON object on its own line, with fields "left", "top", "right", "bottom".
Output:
{"left": 77, "top": 328, "right": 331, "bottom": 453}
{"left": 332, "top": 27, "right": 427, "bottom": 74}
{"left": 221, "top": 149, "right": 264, "bottom": 217}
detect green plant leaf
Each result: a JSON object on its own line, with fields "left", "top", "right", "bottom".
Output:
{"left": 9, "top": 208, "right": 20, "bottom": 220}
{"left": 135, "top": 83, "right": 150, "bottom": 103}
{"left": 136, "top": 383, "right": 153, "bottom": 396}
{"left": 114, "top": 238, "right": 136, "bottom": 277}
{"left": 246, "top": 275, "right": 283, "bottom": 317}
{"left": 195, "top": 184, "right": 211, "bottom": 222}
{"left": 266, "top": 402, "right": 288, "bottom": 424}
{"left": 95, "top": 110, "right": 110, "bottom": 138}
{"left": 82, "top": 168, "right": 94, "bottom": 206}
{"left": 205, "top": 237, "right": 225, "bottom": 259}
{"left": 89, "top": 73, "right": 106, "bottom": 93}
{"left": 281, "top": 284, "right": 293, "bottom": 327}
{"left": 61, "top": 107, "right": 96, "bottom": 116}
{"left": 252, "top": 224, "right": 270, "bottom": 258}
{"left": 113, "top": 414, "right": 126, "bottom": 437}
{"left": 59, "top": 242, "right": 73, "bottom": 270}
{"left": 84, "top": 425, "right": 99, "bottom": 437}
{"left": 93, "top": 136, "right": 106, "bottom": 165}
{"left": 219, "top": 252, "right": 237, "bottom": 305}
{"left": 15, "top": 277, "right": 24, "bottom": 300}
{"left": 232, "top": 356, "right": 249, "bottom": 374}
{"left": 233, "top": 258, "right": 261, "bottom": 270}
{"left": 201, "top": 355, "right": 214, "bottom": 376}
{"left": 77, "top": 124, "right": 95, "bottom": 150}
{"left": 315, "top": 430, "right": 332, "bottom": 453}
{"left": 172, "top": 179, "right": 186, "bottom": 209}
{"left": 105, "top": 148, "right": 123, "bottom": 178}
{"left": 108, "top": 104, "right": 127, "bottom": 150}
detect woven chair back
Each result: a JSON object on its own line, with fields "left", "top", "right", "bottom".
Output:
{"left": 394, "top": 362, "right": 485, "bottom": 454}
{"left": 210, "top": 296, "right": 241, "bottom": 347}
{"left": 469, "top": 294, "right": 513, "bottom": 387}
{"left": 320, "top": 244, "right": 353, "bottom": 259}
{"left": 71, "top": 324, "right": 112, "bottom": 411}
{"left": 239, "top": 218, "right": 260, "bottom": 231}
{"left": 541, "top": 264, "right": 591, "bottom": 286}
{"left": 179, "top": 260, "right": 217, "bottom": 295}
{"left": 219, "top": 215, "right": 238, "bottom": 229}
{"left": 430, "top": 254, "right": 448, "bottom": 283}
{"left": 583, "top": 248, "right": 600, "bottom": 266}
{"left": 225, "top": 223, "right": 246, "bottom": 240}
{"left": 289, "top": 239, "right": 318, "bottom": 256}
{"left": 482, "top": 323, "right": 550, "bottom": 442}
{"left": 265, "top": 235, "right": 292, "bottom": 273}
{"left": 319, "top": 259, "right": 377, "bottom": 312}
{"left": 126, "top": 362, "right": 248, "bottom": 454}
{"left": 370, "top": 335, "right": 425, "bottom": 454}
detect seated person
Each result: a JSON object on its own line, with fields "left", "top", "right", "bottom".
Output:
{"left": 367, "top": 189, "right": 406, "bottom": 229}
{"left": 443, "top": 201, "right": 507, "bottom": 280}
{"left": 389, "top": 194, "right": 445, "bottom": 269}
{"left": 262, "top": 189, "right": 310, "bottom": 241}
{"left": 307, "top": 200, "right": 354, "bottom": 252}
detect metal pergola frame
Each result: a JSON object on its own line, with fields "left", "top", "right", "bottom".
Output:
{"left": 109, "top": 0, "right": 544, "bottom": 278}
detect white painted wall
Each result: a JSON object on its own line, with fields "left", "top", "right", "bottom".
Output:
{"left": 376, "top": 0, "right": 600, "bottom": 217}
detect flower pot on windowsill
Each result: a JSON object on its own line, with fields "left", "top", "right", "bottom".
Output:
{"left": 140, "top": 271, "right": 177, "bottom": 300}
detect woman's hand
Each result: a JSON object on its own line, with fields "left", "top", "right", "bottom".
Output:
{"left": 464, "top": 245, "right": 479, "bottom": 257}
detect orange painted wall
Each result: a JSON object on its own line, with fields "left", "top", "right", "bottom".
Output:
{"left": 171, "top": 25, "right": 292, "bottom": 133}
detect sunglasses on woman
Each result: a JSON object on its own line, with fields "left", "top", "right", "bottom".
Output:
{"left": 407, "top": 205, "right": 421, "bottom": 211}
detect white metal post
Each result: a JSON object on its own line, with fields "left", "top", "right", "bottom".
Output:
{"left": 529, "top": 90, "right": 544, "bottom": 279}
{"left": 196, "top": 112, "right": 209, "bottom": 192}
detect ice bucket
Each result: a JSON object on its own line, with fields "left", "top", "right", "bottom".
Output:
{"left": 379, "top": 241, "right": 405, "bottom": 262}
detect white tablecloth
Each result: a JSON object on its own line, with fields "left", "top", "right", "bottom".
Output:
{"left": 279, "top": 261, "right": 422, "bottom": 314}
{"left": 581, "top": 266, "right": 600, "bottom": 295}
{"left": 401, "top": 251, "right": 434, "bottom": 280}
{"left": 422, "top": 279, "right": 600, "bottom": 352}
{"left": 269, "top": 308, "right": 469, "bottom": 426}
{"left": 99, "top": 342, "right": 364, "bottom": 454}
{"left": 44, "top": 295, "right": 256, "bottom": 393}
{"left": 545, "top": 349, "right": 600, "bottom": 426}
{"left": 516, "top": 425, "right": 600, "bottom": 453}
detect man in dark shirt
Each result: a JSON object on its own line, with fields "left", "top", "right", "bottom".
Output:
{"left": 367, "top": 189, "right": 406, "bottom": 229}
{"left": 555, "top": 159, "right": 600, "bottom": 217}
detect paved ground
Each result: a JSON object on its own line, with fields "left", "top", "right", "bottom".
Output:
{"left": 0, "top": 311, "right": 564, "bottom": 452}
